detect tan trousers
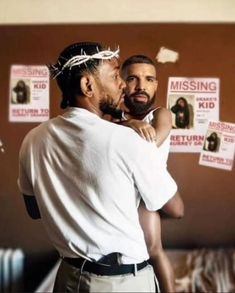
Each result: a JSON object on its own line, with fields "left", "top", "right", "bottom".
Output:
{"left": 53, "top": 259, "right": 156, "bottom": 292}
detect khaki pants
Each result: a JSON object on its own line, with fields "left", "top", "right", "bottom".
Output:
{"left": 53, "top": 259, "right": 156, "bottom": 292}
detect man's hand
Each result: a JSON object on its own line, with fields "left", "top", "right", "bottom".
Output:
{"left": 122, "top": 119, "right": 157, "bottom": 142}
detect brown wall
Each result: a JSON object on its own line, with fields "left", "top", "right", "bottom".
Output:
{"left": 0, "top": 24, "right": 235, "bottom": 257}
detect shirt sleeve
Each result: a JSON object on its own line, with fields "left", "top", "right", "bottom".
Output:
{"left": 18, "top": 143, "right": 34, "bottom": 196}
{"left": 131, "top": 136, "right": 177, "bottom": 211}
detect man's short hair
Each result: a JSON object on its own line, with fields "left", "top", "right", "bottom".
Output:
{"left": 52, "top": 42, "right": 104, "bottom": 109}
{"left": 121, "top": 55, "right": 155, "bottom": 72}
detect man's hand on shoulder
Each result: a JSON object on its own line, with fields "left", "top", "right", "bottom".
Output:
{"left": 120, "top": 119, "right": 157, "bottom": 142}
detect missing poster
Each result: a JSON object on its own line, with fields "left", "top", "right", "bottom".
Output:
{"left": 199, "top": 121, "right": 235, "bottom": 171}
{"left": 167, "top": 77, "right": 220, "bottom": 153}
{"left": 9, "top": 65, "right": 49, "bottom": 122}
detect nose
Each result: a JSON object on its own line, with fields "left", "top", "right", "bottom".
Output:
{"left": 136, "top": 79, "right": 145, "bottom": 91}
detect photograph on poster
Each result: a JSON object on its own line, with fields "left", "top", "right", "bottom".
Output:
{"left": 11, "top": 79, "right": 31, "bottom": 104}
{"left": 199, "top": 121, "right": 235, "bottom": 171}
{"left": 203, "top": 131, "right": 221, "bottom": 152}
{"left": 9, "top": 65, "right": 50, "bottom": 122}
{"left": 168, "top": 95, "right": 195, "bottom": 129}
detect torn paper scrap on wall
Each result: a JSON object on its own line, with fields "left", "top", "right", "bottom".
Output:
{"left": 156, "top": 47, "right": 179, "bottom": 63}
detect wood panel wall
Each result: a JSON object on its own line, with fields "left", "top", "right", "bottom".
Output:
{"left": 0, "top": 24, "right": 235, "bottom": 258}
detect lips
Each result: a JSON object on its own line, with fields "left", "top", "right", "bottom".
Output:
{"left": 133, "top": 94, "right": 148, "bottom": 103}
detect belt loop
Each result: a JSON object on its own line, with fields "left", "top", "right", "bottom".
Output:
{"left": 133, "top": 263, "right": 137, "bottom": 276}
{"left": 154, "top": 274, "right": 161, "bottom": 292}
{"left": 77, "top": 259, "right": 87, "bottom": 291}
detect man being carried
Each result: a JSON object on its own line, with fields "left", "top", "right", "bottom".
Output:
{"left": 119, "top": 54, "right": 184, "bottom": 292}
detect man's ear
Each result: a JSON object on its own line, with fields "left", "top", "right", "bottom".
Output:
{"left": 80, "top": 75, "right": 94, "bottom": 97}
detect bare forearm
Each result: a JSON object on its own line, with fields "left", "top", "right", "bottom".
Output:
{"left": 138, "top": 204, "right": 176, "bottom": 292}
{"left": 149, "top": 250, "right": 176, "bottom": 293}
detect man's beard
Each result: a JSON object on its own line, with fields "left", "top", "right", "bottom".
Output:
{"left": 99, "top": 101, "right": 123, "bottom": 119}
{"left": 124, "top": 91, "right": 155, "bottom": 116}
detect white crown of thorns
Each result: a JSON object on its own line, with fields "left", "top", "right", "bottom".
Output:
{"left": 48, "top": 47, "right": 120, "bottom": 78}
